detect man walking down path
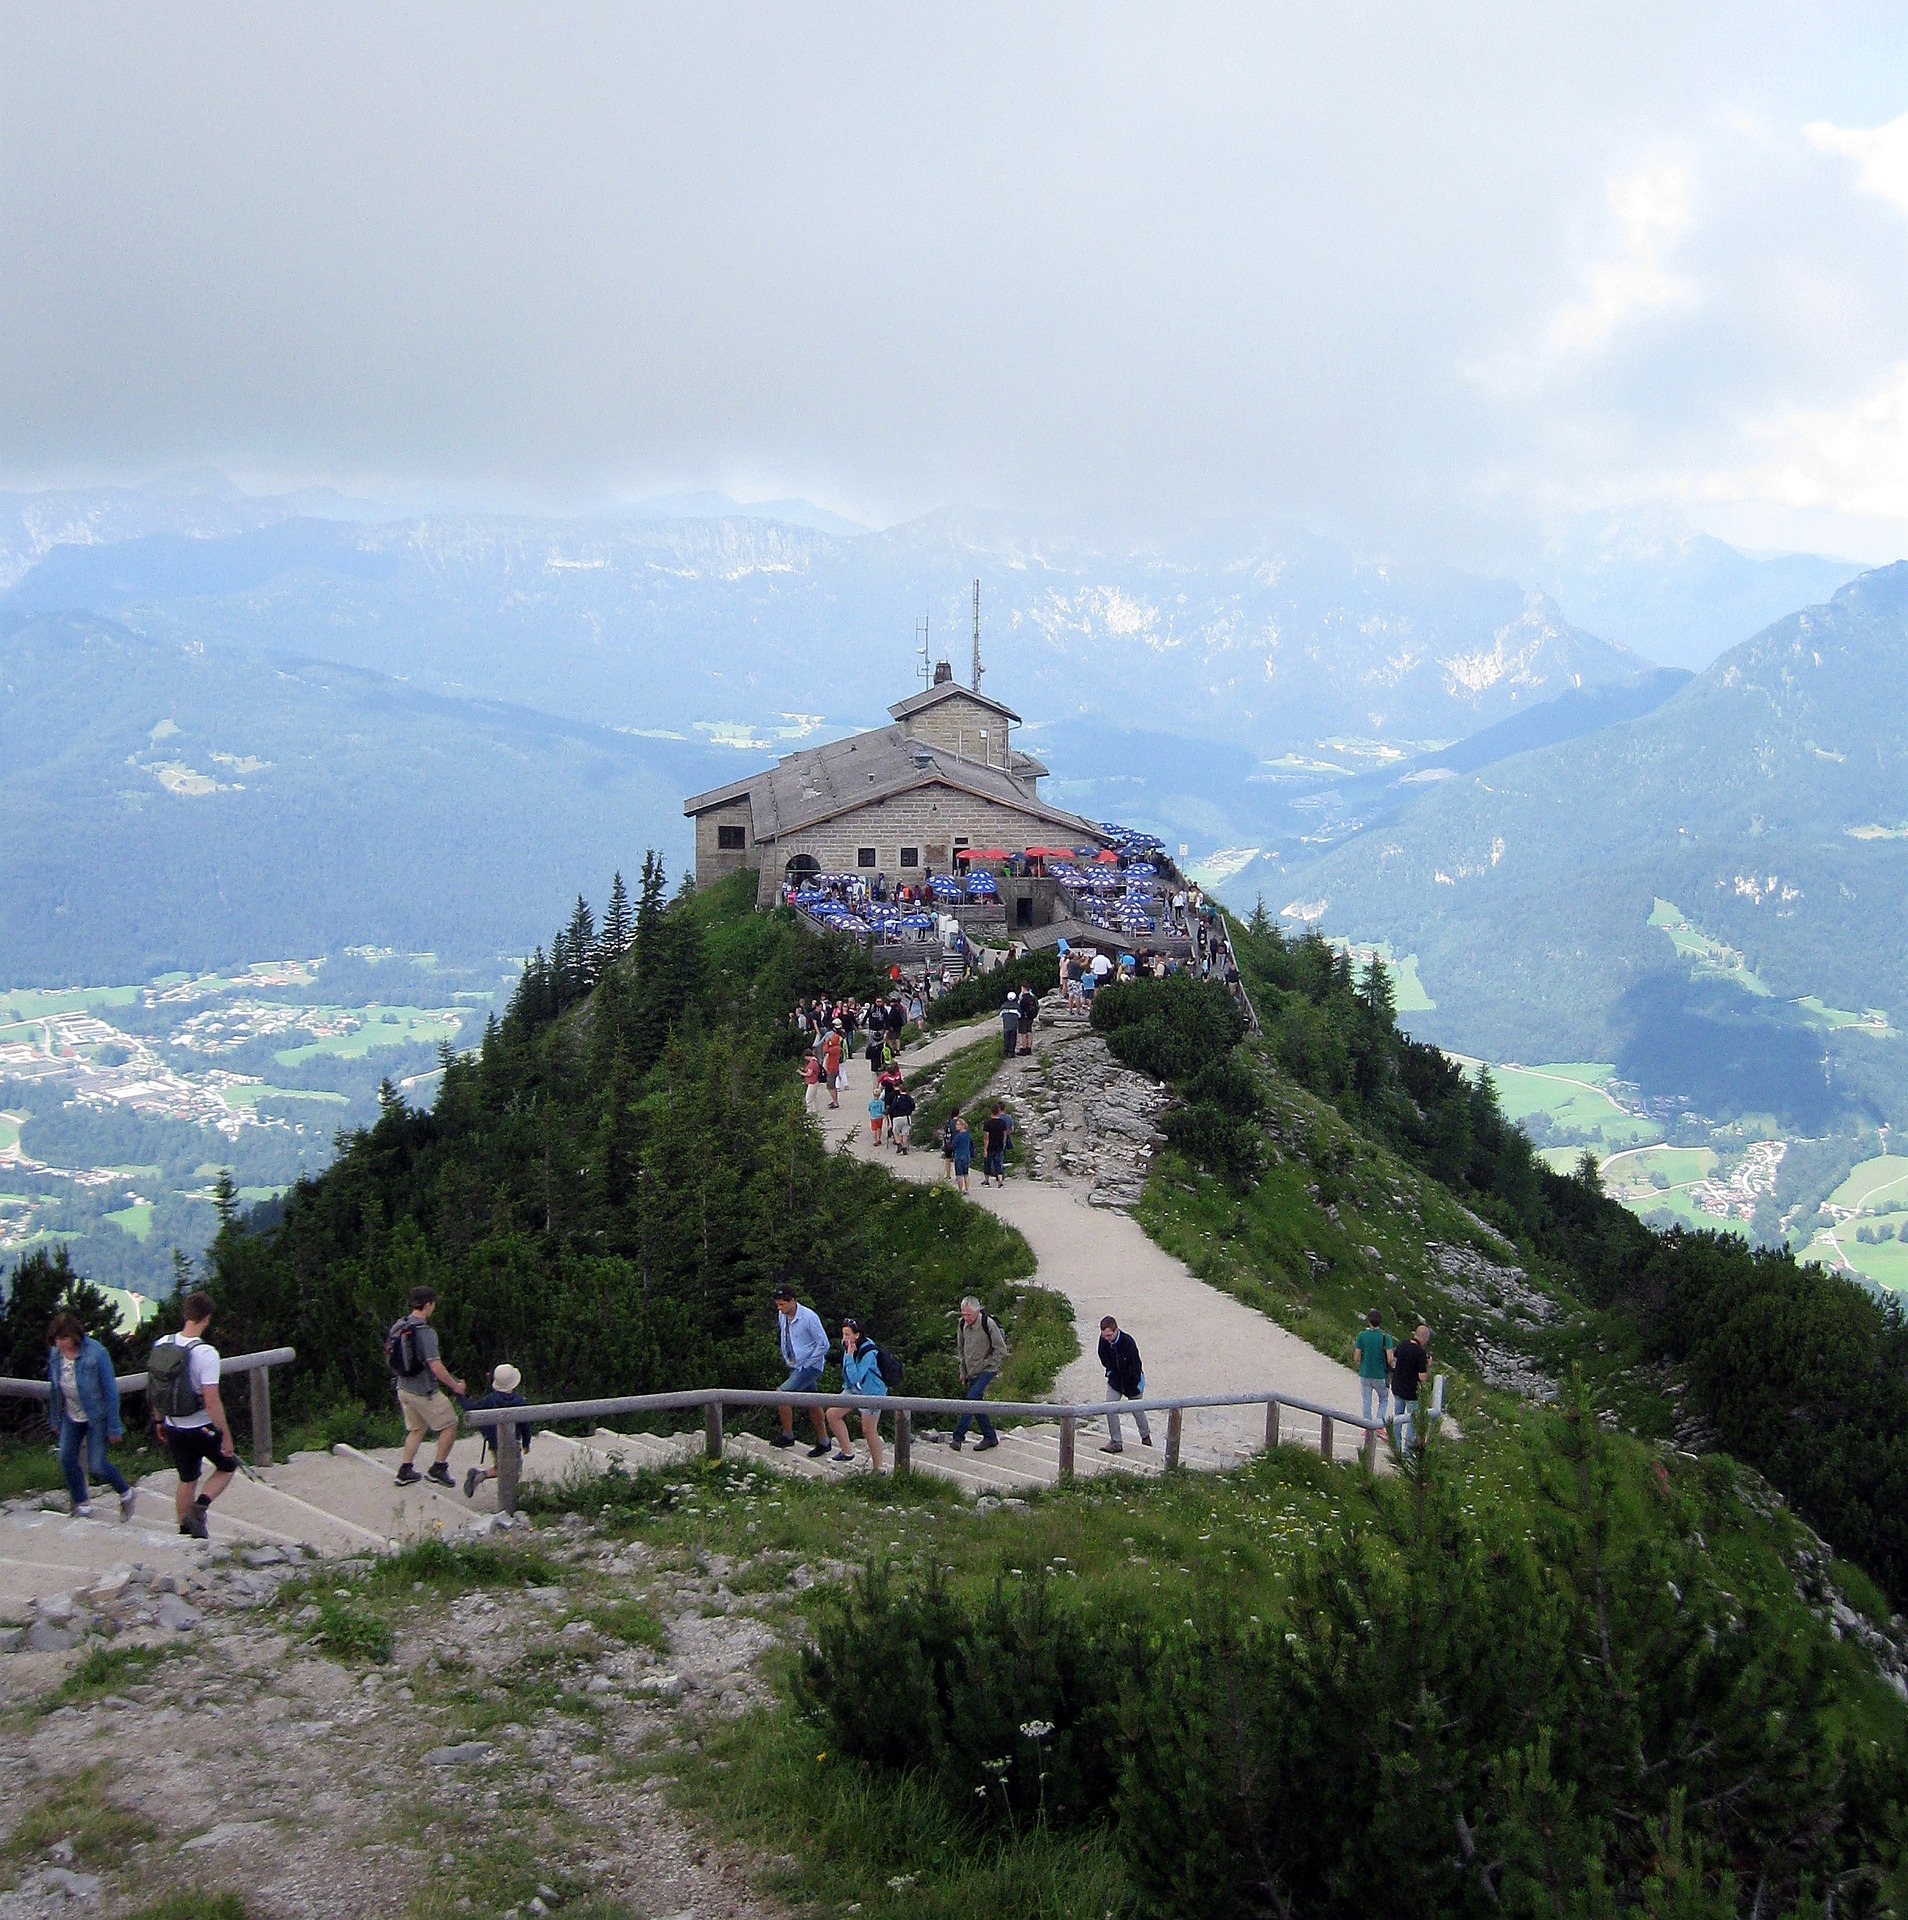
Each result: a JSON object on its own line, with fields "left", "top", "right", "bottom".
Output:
{"left": 1353, "top": 1310, "right": 1395, "bottom": 1432}
{"left": 1389, "top": 1323, "right": 1431, "bottom": 1450}
{"left": 149, "top": 1291, "right": 240, "bottom": 1539}
{"left": 389, "top": 1288, "right": 468, "bottom": 1488}
{"left": 1016, "top": 984, "right": 1038, "bottom": 1056}
{"left": 951, "top": 1295, "right": 1009, "bottom": 1452}
{"left": 1000, "top": 991, "right": 1020, "bottom": 1061}
{"left": 981, "top": 1103, "right": 1010, "bottom": 1187}
{"left": 1095, "top": 1315, "right": 1152, "bottom": 1453}
{"left": 772, "top": 1285, "right": 833, "bottom": 1456}
{"left": 46, "top": 1312, "right": 136, "bottom": 1521}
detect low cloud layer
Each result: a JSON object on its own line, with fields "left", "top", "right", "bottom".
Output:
{"left": 4, "top": 5, "right": 1908, "bottom": 559}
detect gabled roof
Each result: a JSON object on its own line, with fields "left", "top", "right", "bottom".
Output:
{"left": 888, "top": 681, "right": 1022, "bottom": 726}
{"left": 685, "top": 719, "right": 1102, "bottom": 843}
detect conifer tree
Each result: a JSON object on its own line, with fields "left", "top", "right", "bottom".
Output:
{"left": 601, "top": 871, "right": 633, "bottom": 962}
{"left": 1247, "top": 894, "right": 1272, "bottom": 940}
{"left": 565, "top": 894, "right": 597, "bottom": 994}
{"left": 550, "top": 930, "right": 572, "bottom": 1009}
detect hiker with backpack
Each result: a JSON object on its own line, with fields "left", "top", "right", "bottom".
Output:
{"left": 463, "top": 1362, "right": 532, "bottom": 1500}
{"left": 824, "top": 1318, "right": 895, "bottom": 1470}
{"left": 385, "top": 1287, "right": 467, "bottom": 1488}
{"left": 46, "top": 1311, "right": 136, "bottom": 1522}
{"left": 887, "top": 1081, "right": 916, "bottom": 1153}
{"left": 950, "top": 1295, "right": 1008, "bottom": 1452}
{"left": 147, "top": 1291, "right": 239, "bottom": 1539}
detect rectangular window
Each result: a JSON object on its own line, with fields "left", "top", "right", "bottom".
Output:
{"left": 857, "top": 846, "right": 877, "bottom": 868}
{"left": 953, "top": 836, "right": 970, "bottom": 851}
{"left": 899, "top": 846, "right": 920, "bottom": 868}
{"left": 716, "top": 824, "right": 746, "bottom": 850}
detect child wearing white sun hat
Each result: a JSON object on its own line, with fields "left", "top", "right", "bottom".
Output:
{"left": 463, "top": 1362, "right": 531, "bottom": 1499}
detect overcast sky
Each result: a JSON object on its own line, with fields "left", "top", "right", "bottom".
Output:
{"left": 6, "top": 5, "right": 1908, "bottom": 560}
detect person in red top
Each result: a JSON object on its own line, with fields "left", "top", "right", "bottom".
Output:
{"left": 821, "top": 1029, "right": 844, "bottom": 1109}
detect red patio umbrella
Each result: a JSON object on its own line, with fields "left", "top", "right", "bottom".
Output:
{"left": 967, "top": 848, "right": 1011, "bottom": 861}
{"left": 1093, "top": 848, "right": 1120, "bottom": 863}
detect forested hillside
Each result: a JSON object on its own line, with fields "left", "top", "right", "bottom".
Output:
{"left": 142, "top": 868, "right": 1050, "bottom": 1426}
{"left": 1283, "top": 564, "right": 1908, "bottom": 1099}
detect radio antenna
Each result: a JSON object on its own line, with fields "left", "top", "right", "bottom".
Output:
{"left": 917, "top": 611, "right": 932, "bottom": 689}
{"left": 969, "top": 578, "right": 983, "bottom": 693}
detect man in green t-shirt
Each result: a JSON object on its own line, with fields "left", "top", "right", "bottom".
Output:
{"left": 1353, "top": 1309, "right": 1395, "bottom": 1432}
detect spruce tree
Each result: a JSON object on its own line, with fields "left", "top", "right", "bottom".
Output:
{"left": 601, "top": 871, "right": 633, "bottom": 963}
{"left": 566, "top": 894, "right": 597, "bottom": 993}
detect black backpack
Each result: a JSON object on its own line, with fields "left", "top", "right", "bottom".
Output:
{"left": 384, "top": 1316, "right": 424, "bottom": 1379}
{"left": 873, "top": 1344, "right": 905, "bottom": 1391}
{"left": 146, "top": 1336, "right": 204, "bottom": 1422}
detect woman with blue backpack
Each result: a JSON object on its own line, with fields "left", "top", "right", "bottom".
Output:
{"left": 824, "top": 1318, "right": 895, "bottom": 1471}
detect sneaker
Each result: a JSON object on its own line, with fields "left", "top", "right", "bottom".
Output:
{"left": 426, "top": 1463, "right": 455, "bottom": 1488}
{"left": 395, "top": 1464, "right": 422, "bottom": 1486}
{"left": 1140, "top": 1435, "right": 1154, "bottom": 1448}
{"left": 831, "top": 1451, "right": 856, "bottom": 1464}
{"left": 119, "top": 1488, "right": 138, "bottom": 1522}
{"left": 949, "top": 1436, "right": 965, "bottom": 1452}
{"left": 179, "top": 1506, "right": 208, "bottom": 1540}
{"left": 806, "top": 1441, "right": 832, "bottom": 1458}
{"left": 72, "top": 1501, "right": 95, "bottom": 1518}
{"left": 770, "top": 1433, "right": 796, "bottom": 1450}
{"left": 1099, "top": 1443, "right": 1124, "bottom": 1454}
{"left": 975, "top": 1436, "right": 1000, "bottom": 1452}
{"left": 463, "top": 1467, "right": 482, "bottom": 1500}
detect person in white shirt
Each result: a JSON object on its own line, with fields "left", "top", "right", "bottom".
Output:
{"left": 149, "top": 1291, "right": 238, "bottom": 1539}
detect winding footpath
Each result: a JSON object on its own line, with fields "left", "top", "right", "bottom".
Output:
{"left": 819, "top": 993, "right": 1369, "bottom": 1468}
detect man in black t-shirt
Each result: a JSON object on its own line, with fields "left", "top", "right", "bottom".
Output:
{"left": 981, "top": 1105, "right": 1011, "bottom": 1186}
{"left": 1389, "top": 1323, "right": 1431, "bottom": 1451}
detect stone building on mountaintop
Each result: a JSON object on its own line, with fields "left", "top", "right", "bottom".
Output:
{"left": 684, "top": 662, "right": 1108, "bottom": 906}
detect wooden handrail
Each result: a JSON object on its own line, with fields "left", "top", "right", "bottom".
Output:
{"left": 0, "top": 1346, "right": 297, "bottom": 1468}
{"left": 473, "top": 1375, "right": 1447, "bottom": 1512}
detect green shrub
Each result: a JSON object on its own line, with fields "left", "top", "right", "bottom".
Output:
{"left": 310, "top": 1597, "right": 393, "bottom": 1663}
{"left": 795, "top": 1559, "right": 1137, "bottom": 1827}
{"left": 1160, "top": 1104, "right": 1262, "bottom": 1183}
{"left": 1091, "top": 977, "right": 1243, "bottom": 1082}
{"left": 926, "top": 951, "right": 1059, "bottom": 1028}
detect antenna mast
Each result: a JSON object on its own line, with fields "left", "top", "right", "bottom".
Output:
{"left": 917, "top": 611, "right": 931, "bottom": 690}
{"left": 969, "top": 578, "right": 983, "bottom": 693}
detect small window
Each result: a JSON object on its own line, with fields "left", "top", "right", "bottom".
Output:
{"left": 953, "top": 836, "right": 970, "bottom": 851}
{"left": 717, "top": 824, "right": 746, "bottom": 850}
{"left": 899, "top": 846, "right": 920, "bottom": 868}
{"left": 857, "top": 846, "right": 877, "bottom": 868}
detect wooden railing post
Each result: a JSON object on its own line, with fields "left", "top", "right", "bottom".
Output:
{"left": 704, "top": 1399, "right": 724, "bottom": 1462}
{"left": 895, "top": 1408, "right": 912, "bottom": 1475}
{"left": 496, "top": 1416, "right": 522, "bottom": 1514}
{"left": 1318, "top": 1415, "right": 1334, "bottom": 1463}
{"left": 1057, "top": 1414, "right": 1075, "bottom": 1481}
{"left": 249, "top": 1364, "right": 274, "bottom": 1469}
{"left": 1264, "top": 1399, "right": 1281, "bottom": 1452}
{"left": 1164, "top": 1408, "right": 1182, "bottom": 1471}
{"left": 1361, "top": 1423, "right": 1378, "bottom": 1471}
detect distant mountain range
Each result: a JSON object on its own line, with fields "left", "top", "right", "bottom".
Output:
{"left": 1260, "top": 565, "right": 1908, "bottom": 1127}
{"left": 0, "top": 610, "right": 737, "bottom": 984}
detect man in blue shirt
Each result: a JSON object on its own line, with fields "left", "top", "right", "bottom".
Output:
{"left": 772, "top": 1286, "right": 832, "bottom": 1456}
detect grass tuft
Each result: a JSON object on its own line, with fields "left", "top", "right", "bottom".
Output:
{"left": 43, "top": 1642, "right": 171, "bottom": 1713}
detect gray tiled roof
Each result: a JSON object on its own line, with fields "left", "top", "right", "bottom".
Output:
{"left": 887, "top": 682, "right": 1021, "bottom": 725}
{"left": 685, "top": 722, "right": 1100, "bottom": 844}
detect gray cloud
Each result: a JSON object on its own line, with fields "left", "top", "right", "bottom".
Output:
{"left": 3, "top": 5, "right": 1908, "bottom": 554}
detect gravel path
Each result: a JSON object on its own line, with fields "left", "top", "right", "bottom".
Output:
{"left": 821, "top": 999, "right": 1372, "bottom": 1462}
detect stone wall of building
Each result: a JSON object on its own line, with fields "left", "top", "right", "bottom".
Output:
{"left": 693, "top": 798, "right": 758, "bottom": 889}
{"left": 752, "top": 784, "right": 1078, "bottom": 905}
{"left": 899, "top": 694, "right": 1011, "bottom": 769}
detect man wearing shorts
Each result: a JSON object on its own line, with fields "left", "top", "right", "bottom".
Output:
{"left": 390, "top": 1287, "right": 467, "bottom": 1487}
{"left": 151, "top": 1291, "right": 239, "bottom": 1540}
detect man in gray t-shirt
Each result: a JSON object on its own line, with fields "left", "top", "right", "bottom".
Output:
{"left": 391, "top": 1288, "right": 466, "bottom": 1488}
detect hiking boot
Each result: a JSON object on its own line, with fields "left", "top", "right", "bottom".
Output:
{"left": 72, "top": 1501, "right": 95, "bottom": 1518}
{"left": 770, "top": 1433, "right": 796, "bottom": 1449}
{"left": 1100, "top": 1443, "right": 1124, "bottom": 1454}
{"left": 1140, "top": 1435, "right": 1154, "bottom": 1447}
{"left": 975, "top": 1436, "right": 1000, "bottom": 1452}
{"left": 806, "top": 1441, "right": 832, "bottom": 1458}
{"left": 179, "top": 1506, "right": 209, "bottom": 1540}
{"left": 426, "top": 1463, "right": 455, "bottom": 1488}
{"left": 949, "top": 1436, "right": 965, "bottom": 1452}
{"left": 463, "top": 1467, "right": 482, "bottom": 1499}
{"left": 395, "top": 1463, "right": 422, "bottom": 1486}
{"left": 118, "top": 1488, "right": 138, "bottom": 1522}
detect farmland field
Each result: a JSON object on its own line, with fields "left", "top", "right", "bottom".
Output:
{"left": 1601, "top": 1144, "right": 1718, "bottom": 1195}
{"left": 272, "top": 1004, "right": 462, "bottom": 1067}
{"left": 1649, "top": 898, "right": 1769, "bottom": 995}
{"left": 1475, "top": 1059, "right": 1664, "bottom": 1151}
{"left": 1828, "top": 1154, "right": 1908, "bottom": 1212}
